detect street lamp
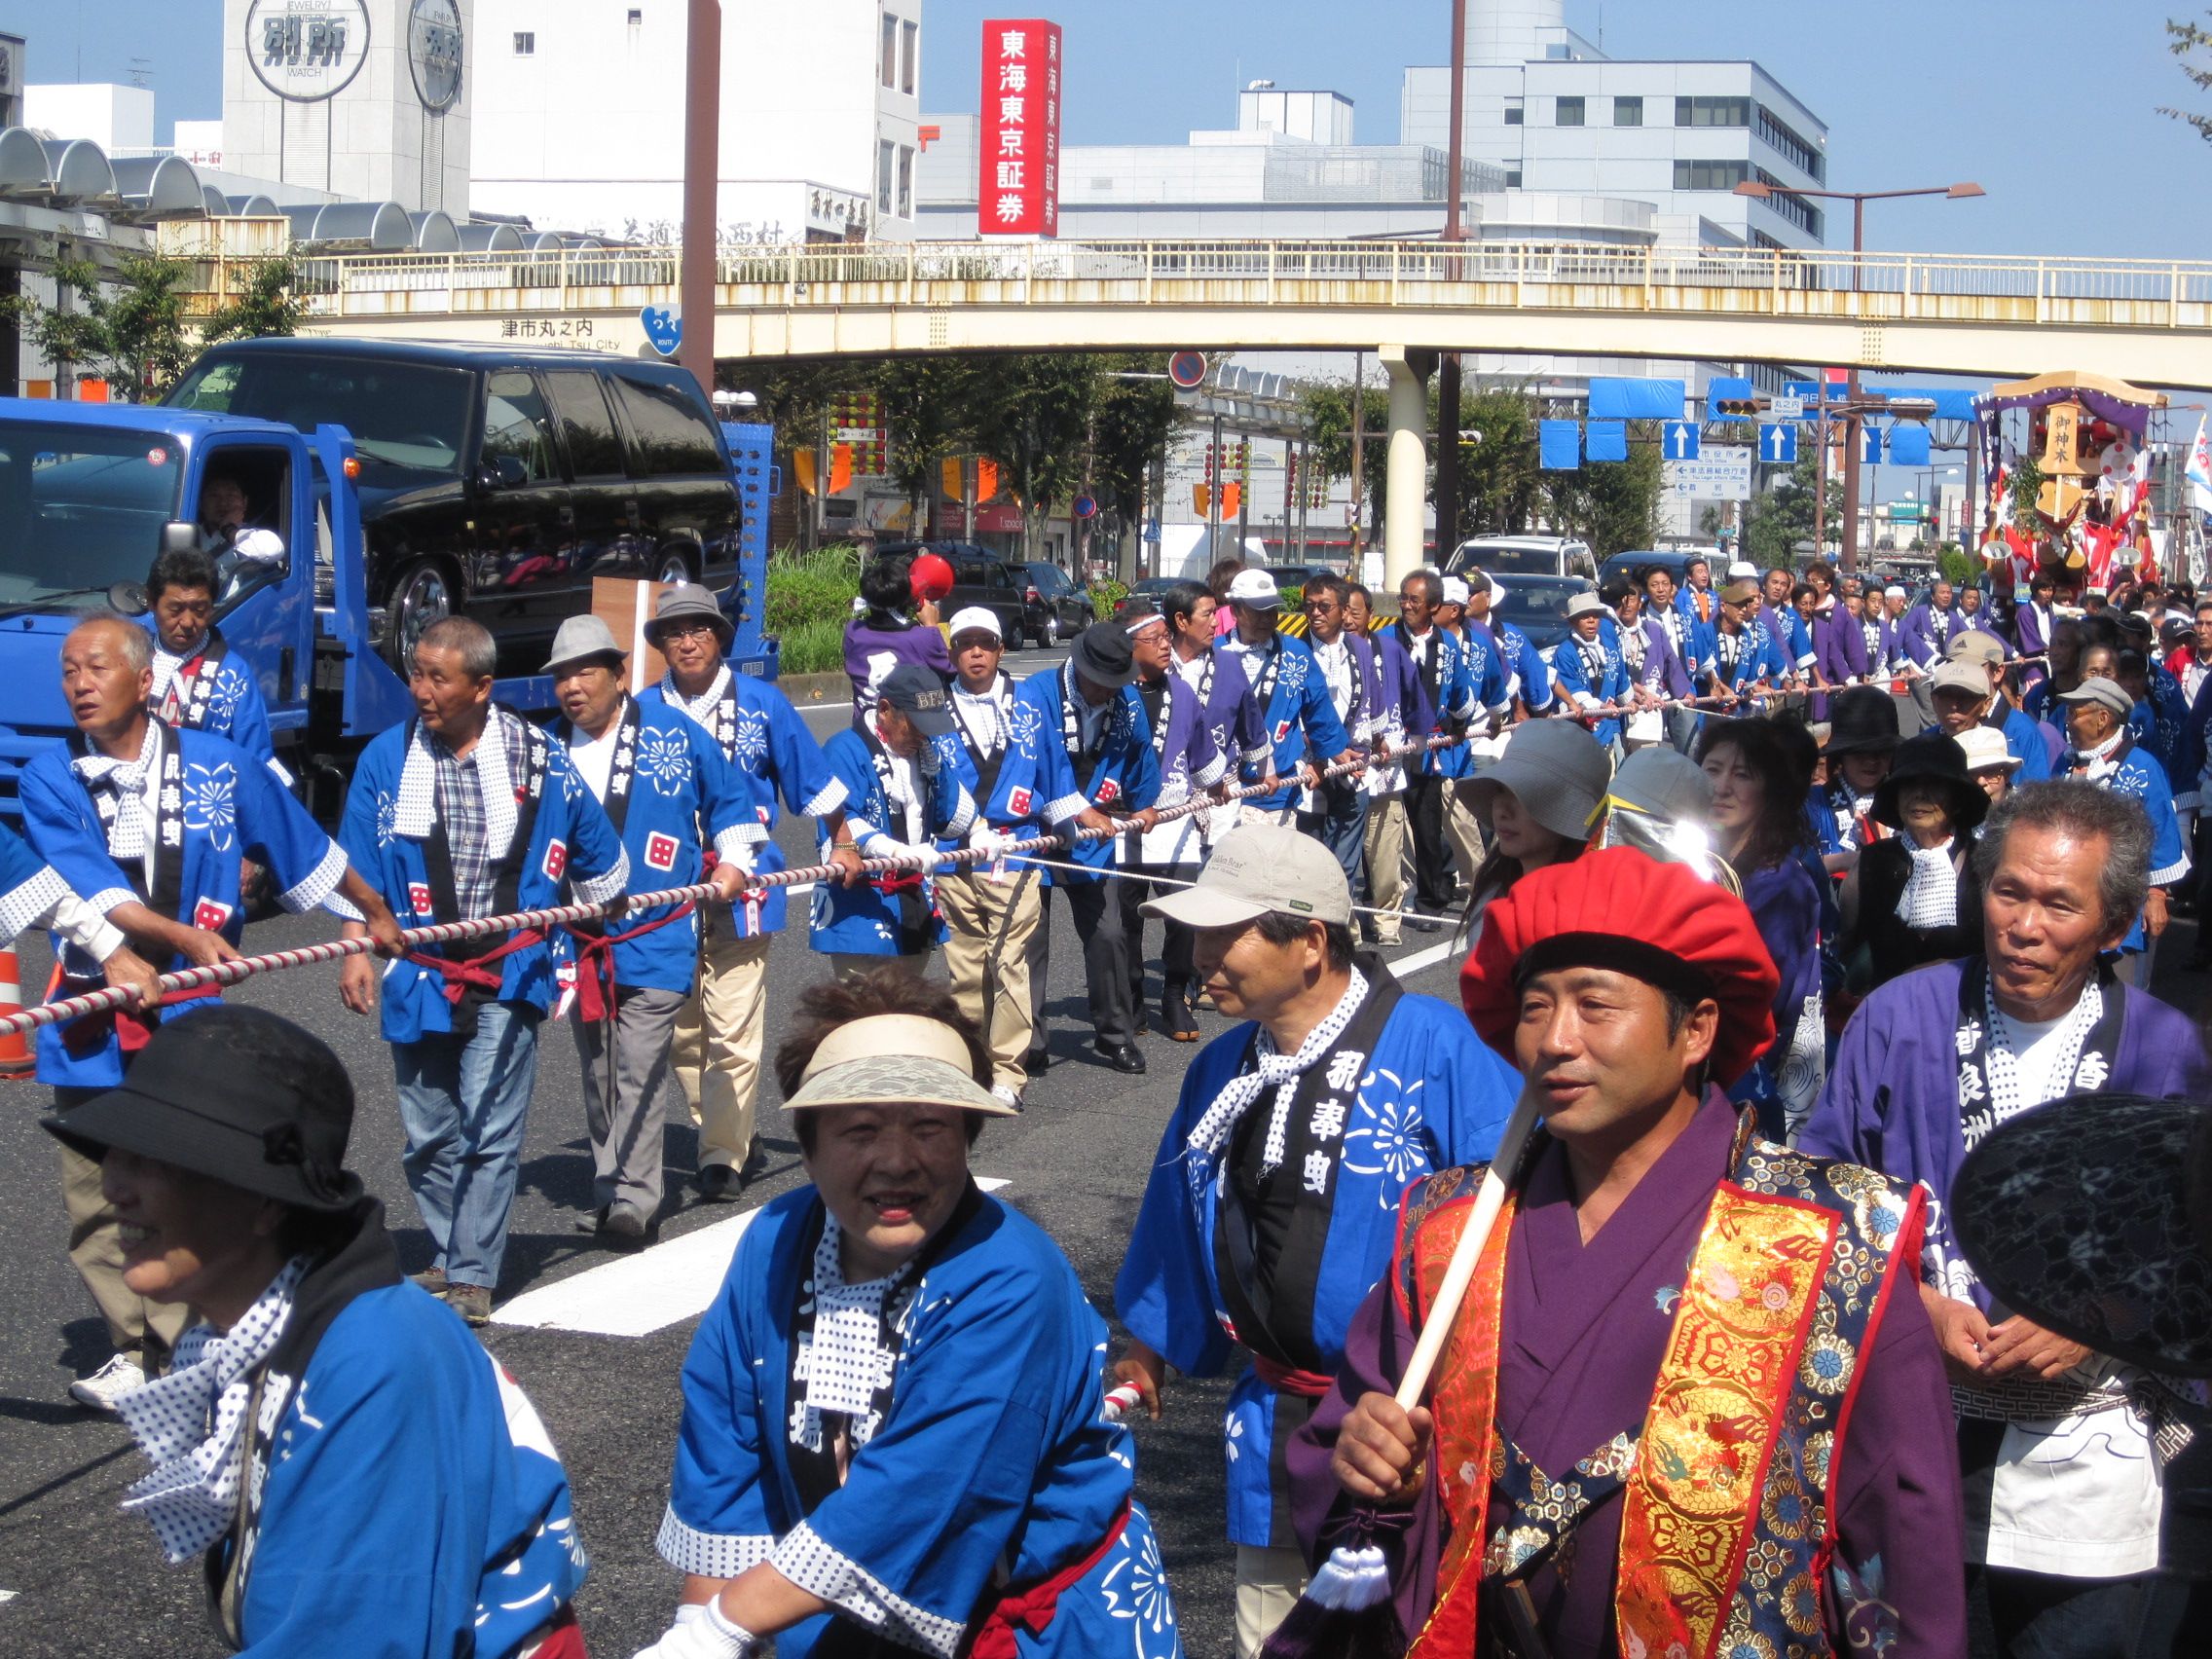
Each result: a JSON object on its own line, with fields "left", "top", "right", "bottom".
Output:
{"left": 1732, "top": 178, "right": 1984, "bottom": 571}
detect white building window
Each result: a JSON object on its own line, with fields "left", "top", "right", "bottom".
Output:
{"left": 901, "top": 20, "right": 918, "bottom": 96}
{"left": 1613, "top": 95, "right": 1642, "bottom": 127}
{"left": 1503, "top": 101, "right": 1524, "bottom": 127}
{"left": 1555, "top": 96, "right": 1583, "bottom": 127}
{"left": 880, "top": 14, "right": 899, "bottom": 89}
{"left": 898, "top": 145, "right": 914, "bottom": 218}
{"left": 513, "top": 31, "right": 535, "bottom": 55}
{"left": 878, "top": 139, "right": 896, "bottom": 214}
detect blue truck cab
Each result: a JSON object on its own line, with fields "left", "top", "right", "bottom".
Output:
{"left": 0, "top": 396, "right": 772, "bottom": 821}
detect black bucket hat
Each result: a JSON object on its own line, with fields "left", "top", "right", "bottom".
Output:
{"left": 1073, "top": 620, "right": 1140, "bottom": 688}
{"left": 1821, "top": 686, "right": 1901, "bottom": 757}
{"left": 42, "top": 1005, "right": 363, "bottom": 1212}
{"left": 1870, "top": 730, "right": 1988, "bottom": 834}
{"left": 1953, "top": 1093, "right": 2212, "bottom": 1378}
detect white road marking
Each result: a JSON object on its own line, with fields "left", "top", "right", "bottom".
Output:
{"left": 491, "top": 1179, "right": 1011, "bottom": 1338}
{"left": 1386, "top": 934, "right": 1464, "bottom": 977}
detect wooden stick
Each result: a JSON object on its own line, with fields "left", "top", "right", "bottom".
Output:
{"left": 1390, "top": 1090, "right": 1541, "bottom": 1410}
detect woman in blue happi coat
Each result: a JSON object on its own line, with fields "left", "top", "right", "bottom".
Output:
{"left": 639, "top": 973, "right": 1182, "bottom": 1659}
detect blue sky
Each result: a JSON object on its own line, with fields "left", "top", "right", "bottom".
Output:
{"left": 9, "top": 0, "right": 2211, "bottom": 259}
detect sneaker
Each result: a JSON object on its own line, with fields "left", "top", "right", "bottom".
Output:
{"left": 69, "top": 1352, "right": 146, "bottom": 1413}
{"left": 444, "top": 1283, "right": 494, "bottom": 1326}
{"left": 990, "top": 1084, "right": 1024, "bottom": 1111}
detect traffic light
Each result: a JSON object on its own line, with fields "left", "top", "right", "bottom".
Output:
{"left": 1714, "top": 397, "right": 1765, "bottom": 418}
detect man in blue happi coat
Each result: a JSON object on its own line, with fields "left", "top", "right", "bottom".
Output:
{"left": 1296, "top": 575, "right": 1380, "bottom": 884}
{"left": 2054, "top": 676, "right": 2190, "bottom": 984}
{"left": 1219, "top": 567, "right": 1353, "bottom": 821}
{"left": 1020, "top": 621, "right": 1162, "bottom": 1073}
{"left": 1551, "top": 589, "right": 1636, "bottom": 752}
{"left": 24, "top": 615, "right": 400, "bottom": 1409}
{"left": 1114, "top": 823, "right": 1519, "bottom": 1658}
{"left": 1390, "top": 570, "right": 1484, "bottom": 925}
{"left": 142, "top": 546, "right": 283, "bottom": 779}
{"left": 338, "top": 617, "right": 629, "bottom": 1326}
{"left": 548, "top": 616, "right": 764, "bottom": 1243}
{"left": 811, "top": 664, "right": 977, "bottom": 980}
{"left": 640, "top": 584, "right": 863, "bottom": 1199}
{"left": 1346, "top": 582, "right": 1433, "bottom": 948}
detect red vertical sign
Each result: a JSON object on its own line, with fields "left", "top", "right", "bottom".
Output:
{"left": 979, "top": 18, "right": 1062, "bottom": 238}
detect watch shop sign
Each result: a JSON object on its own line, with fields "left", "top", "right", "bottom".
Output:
{"left": 245, "top": 0, "right": 372, "bottom": 103}
{"left": 977, "top": 18, "right": 1062, "bottom": 239}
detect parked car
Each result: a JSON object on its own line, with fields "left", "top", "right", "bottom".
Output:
{"left": 874, "top": 540, "right": 1035, "bottom": 645}
{"left": 1266, "top": 563, "right": 1330, "bottom": 597}
{"left": 1449, "top": 535, "right": 1598, "bottom": 583}
{"left": 167, "top": 338, "right": 743, "bottom": 667}
{"left": 1020, "top": 560, "right": 1093, "bottom": 641}
{"left": 1597, "top": 548, "right": 1716, "bottom": 592}
{"left": 1492, "top": 572, "right": 1597, "bottom": 654}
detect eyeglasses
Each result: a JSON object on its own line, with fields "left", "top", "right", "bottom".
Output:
{"left": 658, "top": 622, "right": 721, "bottom": 644}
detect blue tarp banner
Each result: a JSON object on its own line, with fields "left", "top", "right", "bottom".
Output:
{"left": 1585, "top": 421, "right": 1629, "bottom": 462}
{"left": 1862, "top": 425, "right": 1885, "bottom": 464}
{"left": 1588, "top": 378, "right": 1686, "bottom": 421}
{"left": 1864, "top": 385, "right": 1978, "bottom": 423}
{"left": 1539, "top": 420, "right": 1582, "bottom": 470}
{"left": 1887, "top": 424, "right": 1933, "bottom": 466}
{"left": 1706, "top": 377, "right": 1755, "bottom": 421}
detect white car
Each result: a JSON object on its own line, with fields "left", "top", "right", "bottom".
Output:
{"left": 1448, "top": 535, "right": 1599, "bottom": 584}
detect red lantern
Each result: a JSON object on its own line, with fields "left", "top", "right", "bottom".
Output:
{"left": 908, "top": 551, "right": 955, "bottom": 606}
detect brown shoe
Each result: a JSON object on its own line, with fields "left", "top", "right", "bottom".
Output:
{"left": 444, "top": 1283, "right": 493, "bottom": 1326}
{"left": 409, "top": 1267, "right": 449, "bottom": 1295}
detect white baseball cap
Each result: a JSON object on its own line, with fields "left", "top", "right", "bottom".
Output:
{"left": 1227, "top": 569, "right": 1281, "bottom": 608}
{"left": 1440, "top": 575, "right": 1472, "bottom": 606}
{"left": 1954, "top": 723, "right": 2024, "bottom": 774}
{"left": 947, "top": 606, "right": 1002, "bottom": 642}
{"left": 1140, "top": 823, "right": 1351, "bottom": 929}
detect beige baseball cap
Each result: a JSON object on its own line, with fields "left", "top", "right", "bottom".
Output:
{"left": 1140, "top": 823, "right": 1352, "bottom": 930}
{"left": 781, "top": 1014, "right": 1015, "bottom": 1116}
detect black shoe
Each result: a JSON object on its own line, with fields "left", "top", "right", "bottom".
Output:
{"left": 1405, "top": 912, "right": 1443, "bottom": 935}
{"left": 600, "top": 1205, "right": 652, "bottom": 1247}
{"left": 741, "top": 1135, "right": 770, "bottom": 1184}
{"left": 697, "top": 1163, "right": 741, "bottom": 1203}
{"left": 1095, "top": 1039, "right": 1146, "bottom": 1075}
{"left": 573, "top": 1208, "right": 606, "bottom": 1235}
{"left": 1161, "top": 983, "right": 1199, "bottom": 1042}
{"left": 1026, "top": 1047, "right": 1051, "bottom": 1075}
{"left": 1129, "top": 1006, "right": 1148, "bottom": 1038}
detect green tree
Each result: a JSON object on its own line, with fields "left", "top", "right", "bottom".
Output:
{"left": 1740, "top": 453, "right": 1842, "bottom": 569}
{"left": 1302, "top": 378, "right": 1390, "bottom": 537}
{"left": 1089, "top": 351, "right": 1183, "bottom": 524}
{"left": 1541, "top": 423, "right": 1666, "bottom": 559}
{"left": 5, "top": 253, "right": 197, "bottom": 400}
{"left": 1454, "top": 387, "right": 1547, "bottom": 543}
{"left": 200, "top": 255, "right": 308, "bottom": 344}
{"left": 872, "top": 354, "right": 988, "bottom": 528}
{"left": 974, "top": 353, "right": 1102, "bottom": 559}
{"left": 2163, "top": 12, "right": 2212, "bottom": 140}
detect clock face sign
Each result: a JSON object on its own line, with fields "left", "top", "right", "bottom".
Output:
{"left": 408, "top": 0, "right": 464, "bottom": 113}
{"left": 244, "top": 0, "right": 372, "bottom": 104}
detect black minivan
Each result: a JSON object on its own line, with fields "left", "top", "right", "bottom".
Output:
{"left": 167, "top": 339, "right": 743, "bottom": 666}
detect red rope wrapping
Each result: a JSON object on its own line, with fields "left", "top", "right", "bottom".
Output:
{"left": 0, "top": 732, "right": 1468, "bottom": 1043}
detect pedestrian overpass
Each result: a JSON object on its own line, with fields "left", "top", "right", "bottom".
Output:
{"left": 270, "top": 235, "right": 2212, "bottom": 578}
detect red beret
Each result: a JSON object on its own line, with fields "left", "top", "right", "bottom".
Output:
{"left": 1458, "top": 846, "right": 1780, "bottom": 1088}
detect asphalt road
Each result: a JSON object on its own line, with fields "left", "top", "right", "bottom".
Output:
{"left": 0, "top": 667, "right": 1466, "bottom": 1659}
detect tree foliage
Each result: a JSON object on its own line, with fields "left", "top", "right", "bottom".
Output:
{"left": 1740, "top": 452, "right": 1843, "bottom": 568}
{"left": 2163, "top": 12, "right": 2212, "bottom": 141}
{"left": 972, "top": 353, "right": 1104, "bottom": 558}
{"left": 1541, "top": 423, "right": 1665, "bottom": 559}
{"left": 1088, "top": 352, "right": 1183, "bottom": 524}
{"left": 3, "top": 251, "right": 305, "bottom": 402}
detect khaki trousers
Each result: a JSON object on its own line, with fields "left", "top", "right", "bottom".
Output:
{"left": 1235, "top": 1543, "right": 1309, "bottom": 1659}
{"left": 1362, "top": 793, "right": 1408, "bottom": 943}
{"left": 60, "top": 1138, "right": 191, "bottom": 1362}
{"left": 672, "top": 920, "right": 772, "bottom": 1172}
{"left": 1446, "top": 780, "right": 1488, "bottom": 892}
{"left": 938, "top": 868, "right": 1042, "bottom": 1092}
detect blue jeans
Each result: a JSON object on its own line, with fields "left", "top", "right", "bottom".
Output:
{"left": 1299, "top": 784, "right": 1367, "bottom": 888}
{"left": 392, "top": 1001, "right": 542, "bottom": 1292}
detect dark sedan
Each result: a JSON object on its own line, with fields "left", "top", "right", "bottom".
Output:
{"left": 1491, "top": 573, "right": 1597, "bottom": 653}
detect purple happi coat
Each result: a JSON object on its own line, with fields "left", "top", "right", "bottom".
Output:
{"left": 1290, "top": 1096, "right": 1968, "bottom": 1659}
{"left": 1799, "top": 957, "right": 2209, "bottom": 1309}
{"left": 843, "top": 617, "right": 954, "bottom": 727}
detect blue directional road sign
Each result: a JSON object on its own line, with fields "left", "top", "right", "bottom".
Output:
{"left": 1759, "top": 424, "right": 1799, "bottom": 465}
{"left": 1782, "top": 380, "right": 1822, "bottom": 421}
{"left": 1661, "top": 421, "right": 1701, "bottom": 461}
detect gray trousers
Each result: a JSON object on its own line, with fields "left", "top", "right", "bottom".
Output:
{"left": 571, "top": 985, "right": 686, "bottom": 1219}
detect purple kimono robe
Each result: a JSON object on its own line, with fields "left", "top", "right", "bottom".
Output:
{"left": 843, "top": 617, "right": 954, "bottom": 728}
{"left": 1290, "top": 1096, "right": 1968, "bottom": 1659}
{"left": 2009, "top": 600, "right": 2053, "bottom": 698}
{"left": 1799, "top": 958, "right": 2209, "bottom": 1307}
{"left": 1818, "top": 609, "right": 1873, "bottom": 685}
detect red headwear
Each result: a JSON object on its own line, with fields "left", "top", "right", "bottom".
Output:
{"left": 1459, "top": 846, "right": 1780, "bottom": 1088}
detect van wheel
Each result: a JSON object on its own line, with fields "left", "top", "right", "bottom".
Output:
{"left": 387, "top": 559, "right": 456, "bottom": 668}
{"left": 652, "top": 547, "right": 695, "bottom": 587}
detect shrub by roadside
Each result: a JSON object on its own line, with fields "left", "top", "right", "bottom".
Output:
{"left": 765, "top": 545, "right": 863, "bottom": 675}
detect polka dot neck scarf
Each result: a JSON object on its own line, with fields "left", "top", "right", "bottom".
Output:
{"left": 114, "top": 1255, "right": 311, "bottom": 1564}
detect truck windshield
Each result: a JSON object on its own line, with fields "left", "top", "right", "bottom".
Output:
{"left": 0, "top": 423, "right": 185, "bottom": 604}
{"left": 171, "top": 353, "right": 473, "bottom": 475}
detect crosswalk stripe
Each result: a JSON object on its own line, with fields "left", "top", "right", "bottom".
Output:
{"left": 490, "top": 1178, "right": 1011, "bottom": 1338}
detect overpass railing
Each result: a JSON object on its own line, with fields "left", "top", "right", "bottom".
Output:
{"left": 285, "top": 239, "right": 2212, "bottom": 330}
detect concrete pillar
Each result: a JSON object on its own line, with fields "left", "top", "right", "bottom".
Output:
{"left": 1381, "top": 346, "right": 1435, "bottom": 591}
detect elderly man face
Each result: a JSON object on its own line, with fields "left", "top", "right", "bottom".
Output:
{"left": 1981, "top": 821, "right": 2130, "bottom": 1021}
{"left": 62, "top": 619, "right": 154, "bottom": 746}
{"left": 1933, "top": 579, "right": 1955, "bottom": 609}
{"left": 1934, "top": 686, "right": 1987, "bottom": 736}
{"left": 2065, "top": 694, "right": 2122, "bottom": 752}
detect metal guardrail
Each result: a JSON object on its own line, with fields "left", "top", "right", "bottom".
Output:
{"left": 262, "top": 238, "right": 2212, "bottom": 332}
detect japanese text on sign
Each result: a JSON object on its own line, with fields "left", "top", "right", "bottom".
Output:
{"left": 979, "top": 18, "right": 1062, "bottom": 238}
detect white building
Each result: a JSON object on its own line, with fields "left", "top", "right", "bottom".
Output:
{"left": 467, "top": 0, "right": 921, "bottom": 242}
{"left": 218, "top": 0, "right": 473, "bottom": 215}
{"left": 23, "top": 82, "right": 155, "bottom": 152}
{"left": 1400, "top": 0, "right": 1830, "bottom": 251}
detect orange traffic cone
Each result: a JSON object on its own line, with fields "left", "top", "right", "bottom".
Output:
{"left": 0, "top": 949, "right": 33, "bottom": 1079}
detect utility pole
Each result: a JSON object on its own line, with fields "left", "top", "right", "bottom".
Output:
{"left": 1348, "top": 350, "right": 1368, "bottom": 571}
{"left": 677, "top": 0, "right": 721, "bottom": 400}
{"left": 1208, "top": 412, "right": 1225, "bottom": 556}
{"left": 1434, "top": 0, "right": 1469, "bottom": 560}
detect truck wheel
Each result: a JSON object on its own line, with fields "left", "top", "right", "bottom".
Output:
{"left": 651, "top": 547, "right": 696, "bottom": 586}
{"left": 387, "top": 558, "right": 456, "bottom": 668}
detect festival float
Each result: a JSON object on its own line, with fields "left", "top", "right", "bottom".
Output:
{"left": 1977, "top": 372, "right": 2175, "bottom": 596}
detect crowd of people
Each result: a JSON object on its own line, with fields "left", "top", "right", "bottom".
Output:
{"left": 10, "top": 536, "right": 2212, "bottom": 1659}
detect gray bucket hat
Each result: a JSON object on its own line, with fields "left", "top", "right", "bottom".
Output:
{"left": 1460, "top": 719, "right": 1615, "bottom": 843}
{"left": 645, "top": 582, "right": 735, "bottom": 650}
{"left": 543, "top": 613, "right": 626, "bottom": 676}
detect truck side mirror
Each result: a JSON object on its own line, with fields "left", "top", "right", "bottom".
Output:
{"left": 159, "top": 521, "right": 200, "bottom": 557}
{"left": 108, "top": 581, "right": 150, "bottom": 616}
{"left": 475, "top": 457, "right": 529, "bottom": 492}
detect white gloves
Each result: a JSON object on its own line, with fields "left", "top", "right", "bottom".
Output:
{"left": 864, "top": 838, "right": 940, "bottom": 871}
{"left": 631, "top": 1601, "right": 758, "bottom": 1659}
